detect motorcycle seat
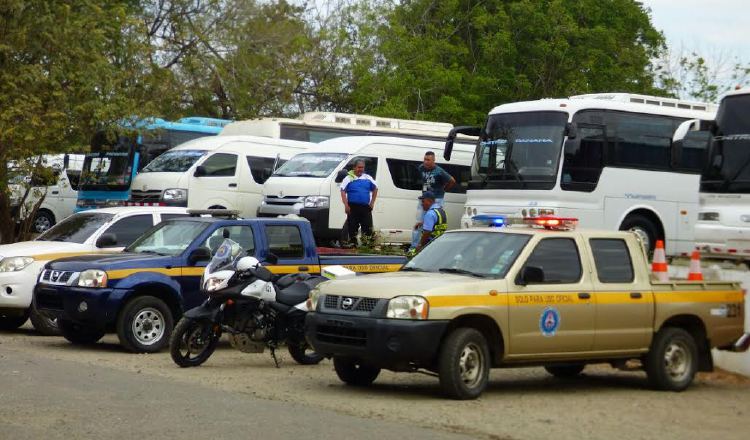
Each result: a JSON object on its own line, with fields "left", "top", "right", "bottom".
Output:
{"left": 276, "top": 282, "right": 312, "bottom": 306}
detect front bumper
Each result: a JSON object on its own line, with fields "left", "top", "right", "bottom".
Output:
{"left": 0, "top": 269, "right": 37, "bottom": 309}
{"left": 305, "top": 312, "right": 449, "bottom": 370}
{"left": 34, "top": 283, "right": 120, "bottom": 328}
{"left": 721, "top": 333, "right": 750, "bottom": 352}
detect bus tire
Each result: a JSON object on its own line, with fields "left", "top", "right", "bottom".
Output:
{"left": 620, "top": 214, "right": 660, "bottom": 252}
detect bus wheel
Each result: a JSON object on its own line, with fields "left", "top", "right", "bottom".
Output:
{"left": 620, "top": 214, "right": 659, "bottom": 253}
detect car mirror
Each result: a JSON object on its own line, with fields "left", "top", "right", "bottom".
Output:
{"left": 188, "top": 247, "right": 212, "bottom": 265}
{"left": 565, "top": 122, "right": 577, "bottom": 139}
{"left": 96, "top": 233, "right": 118, "bottom": 248}
{"left": 517, "top": 265, "right": 544, "bottom": 286}
{"left": 193, "top": 165, "right": 207, "bottom": 177}
{"left": 335, "top": 169, "right": 348, "bottom": 183}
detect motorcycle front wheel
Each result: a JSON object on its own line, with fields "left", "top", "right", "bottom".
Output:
{"left": 170, "top": 318, "right": 220, "bottom": 368}
{"left": 287, "top": 339, "right": 325, "bottom": 365}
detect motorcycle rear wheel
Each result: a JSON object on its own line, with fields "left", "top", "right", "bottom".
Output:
{"left": 170, "top": 318, "right": 220, "bottom": 368}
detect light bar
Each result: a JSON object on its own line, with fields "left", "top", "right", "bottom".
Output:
{"left": 471, "top": 214, "right": 508, "bottom": 227}
{"left": 523, "top": 216, "right": 578, "bottom": 230}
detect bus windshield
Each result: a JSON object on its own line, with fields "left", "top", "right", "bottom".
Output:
{"left": 702, "top": 94, "right": 750, "bottom": 193}
{"left": 478, "top": 111, "right": 568, "bottom": 189}
{"left": 79, "top": 151, "right": 133, "bottom": 191}
{"left": 141, "top": 149, "right": 207, "bottom": 173}
{"left": 272, "top": 153, "right": 348, "bottom": 178}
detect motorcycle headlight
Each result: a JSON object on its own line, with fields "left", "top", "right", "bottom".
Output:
{"left": 77, "top": 269, "right": 108, "bottom": 288}
{"left": 303, "top": 195, "right": 329, "bottom": 208}
{"left": 0, "top": 256, "right": 34, "bottom": 272}
{"left": 386, "top": 296, "right": 429, "bottom": 320}
{"left": 204, "top": 276, "right": 226, "bottom": 293}
{"left": 163, "top": 188, "right": 188, "bottom": 202}
{"left": 307, "top": 288, "right": 321, "bottom": 311}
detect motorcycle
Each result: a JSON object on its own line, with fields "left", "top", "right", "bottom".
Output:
{"left": 169, "top": 238, "right": 326, "bottom": 368}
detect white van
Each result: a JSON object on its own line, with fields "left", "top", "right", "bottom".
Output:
{"left": 259, "top": 136, "right": 474, "bottom": 244}
{"left": 186, "top": 136, "right": 314, "bottom": 217}
{"left": 10, "top": 154, "right": 85, "bottom": 233}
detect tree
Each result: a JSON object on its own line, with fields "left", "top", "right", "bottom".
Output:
{"left": 0, "top": 1, "right": 161, "bottom": 243}
{"left": 346, "top": 0, "right": 667, "bottom": 125}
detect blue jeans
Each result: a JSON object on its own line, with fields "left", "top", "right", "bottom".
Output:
{"left": 410, "top": 197, "right": 444, "bottom": 248}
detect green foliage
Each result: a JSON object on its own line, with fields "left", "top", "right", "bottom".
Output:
{"left": 356, "top": 231, "right": 406, "bottom": 256}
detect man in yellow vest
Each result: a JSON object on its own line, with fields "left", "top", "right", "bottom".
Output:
{"left": 413, "top": 191, "right": 447, "bottom": 254}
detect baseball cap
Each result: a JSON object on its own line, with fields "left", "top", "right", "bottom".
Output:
{"left": 419, "top": 191, "right": 436, "bottom": 200}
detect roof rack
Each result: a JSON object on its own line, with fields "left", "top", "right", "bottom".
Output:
{"left": 187, "top": 209, "right": 240, "bottom": 218}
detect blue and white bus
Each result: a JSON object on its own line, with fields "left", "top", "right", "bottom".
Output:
{"left": 76, "top": 117, "right": 231, "bottom": 210}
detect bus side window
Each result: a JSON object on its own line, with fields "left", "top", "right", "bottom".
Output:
{"left": 561, "top": 125, "right": 605, "bottom": 192}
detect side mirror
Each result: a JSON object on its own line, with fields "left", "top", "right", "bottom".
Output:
{"left": 264, "top": 253, "right": 279, "bottom": 265}
{"left": 96, "top": 233, "right": 118, "bottom": 248}
{"left": 444, "top": 126, "right": 482, "bottom": 160}
{"left": 188, "top": 247, "right": 212, "bottom": 265}
{"left": 673, "top": 119, "right": 701, "bottom": 142}
{"left": 63, "top": 154, "right": 70, "bottom": 169}
{"left": 517, "top": 265, "right": 545, "bottom": 286}
{"left": 193, "top": 165, "right": 207, "bottom": 177}
{"left": 712, "top": 154, "right": 724, "bottom": 170}
{"left": 565, "top": 122, "right": 577, "bottom": 139}
{"left": 335, "top": 169, "right": 348, "bottom": 183}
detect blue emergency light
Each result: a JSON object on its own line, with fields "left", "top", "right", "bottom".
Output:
{"left": 471, "top": 214, "right": 507, "bottom": 227}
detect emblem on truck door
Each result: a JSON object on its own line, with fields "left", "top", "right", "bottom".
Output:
{"left": 539, "top": 307, "right": 560, "bottom": 337}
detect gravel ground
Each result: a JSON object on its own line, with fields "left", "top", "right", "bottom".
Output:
{"left": 1, "top": 325, "right": 749, "bottom": 440}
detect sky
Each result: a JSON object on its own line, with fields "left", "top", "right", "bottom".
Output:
{"left": 640, "top": 0, "right": 749, "bottom": 60}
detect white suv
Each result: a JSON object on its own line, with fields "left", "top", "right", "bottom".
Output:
{"left": 0, "top": 206, "right": 188, "bottom": 334}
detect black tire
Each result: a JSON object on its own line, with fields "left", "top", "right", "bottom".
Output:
{"left": 645, "top": 327, "right": 698, "bottom": 391}
{"left": 333, "top": 357, "right": 380, "bottom": 386}
{"left": 287, "top": 339, "right": 325, "bottom": 365}
{"left": 544, "top": 364, "right": 585, "bottom": 378}
{"left": 32, "top": 210, "right": 55, "bottom": 234}
{"left": 0, "top": 310, "right": 29, "bottom": 331}
{"left": 620, "top": 214, "right": 660, "bottom": 253}
{"left": 438, "top": 328, "right": 491, "bottom": 400}
{"left": 29, "top": 301, "right": 60, "bottom": 336}
{"left": 169, "top": 317, "right": 219, "bottom": 368}
{"left": 59, "top": 320, "right": 105, "bottom": 345}
{"left": 116, "top": 296, "right": 174, "bottom": 353}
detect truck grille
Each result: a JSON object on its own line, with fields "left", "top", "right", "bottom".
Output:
{"left": 36, "top": 288, "right": 64, "bottom": 311}
{"left": 323, "top": 295, "right": 380, "bottom": 312}
{"left": 40, "top": 270, "right": 76, "bottom": 285}
{"left": 130, "top": 190, "right": 162, "bottom": 202}
{"left": 264, "top": 195, "right": 303, "bottom": 206}
{"left": 316, "top": 325, "right": 367, "bottom": 346}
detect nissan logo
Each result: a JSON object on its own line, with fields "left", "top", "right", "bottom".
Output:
{"left": 341, "top": 297, "right": 355, "bottom": 310}
{"left": 51, "top": 271, "right": 60, "bottom": 281}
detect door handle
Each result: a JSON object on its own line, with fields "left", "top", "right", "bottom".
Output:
{"left": 298, "top": 266, "right": 309, "bottom": 272}
{"left": 228, "top": 183, "right": 238, "bottom": 188}
{"left": 578, "top": 292, "right": 591, "bottom": 300}
{"left": 630, "top": 292, "right": 643, "bottom": 299}
{"left": 51, "top": 191, "right": 59, "bottom": 195}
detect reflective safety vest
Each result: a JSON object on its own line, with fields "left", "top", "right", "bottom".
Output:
{"left": 429, "top": 207, "right": 447, "bottom": 240}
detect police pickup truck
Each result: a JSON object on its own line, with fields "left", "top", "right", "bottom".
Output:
{"left": 35, "top": 212, "right": 405, "bottom": 353}
{"left": 306, "top": 217, "right": 749, "bottom": 399}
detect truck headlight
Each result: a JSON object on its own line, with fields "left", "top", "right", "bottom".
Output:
{"left": 78, "top": 269, "right": 108, "bottom": 288}
{"left": 386, "top": 296, "right": 429, "bottom": 320}
{"left": 303, "top": 196, "right": 329, "bottom": 208}
{"left": 163, "top": 188, "right": 188, "bottom": 202}
{"left": 307, "top": 288, "right": 321, "bottom": 311}
{"left": 0, "top": 256, "right": 34, "bottom": 272}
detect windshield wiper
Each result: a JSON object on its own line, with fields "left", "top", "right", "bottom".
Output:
{"left": 438, "top": 267, "right": 487, "bottom": 278}
{"left": 136, "top": 250, "right": 166, "bottom": 256}
{"left": 401, "top": 267, "right": 426, "bottom": 272}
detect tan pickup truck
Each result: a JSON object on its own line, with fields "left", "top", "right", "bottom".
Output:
{"left": 305, "top": 222, "right": 749, "bottom": 399}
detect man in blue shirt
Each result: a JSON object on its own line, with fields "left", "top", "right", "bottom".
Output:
{"left": 340, "top": 159, "right": 378, "bottom": 246}
{"left": 410, "top": 151, "right": 455, "bottom": 249}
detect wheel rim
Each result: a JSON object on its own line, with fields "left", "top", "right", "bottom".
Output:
{"left": 179, "top": 322, "right": 213, "bottom": 359}
{"left": 458, "top": 342, "right": 484, "bottom": 388}
{"left": 34, "top": 215, "right": 51, "bottom": 233}
{"left": 131, "top": 307, "right": 165, "bottom": 346}
{"left": 629, "top": 226, "right": 651, "bottom": 251}
{"left": 664, "top": 340, "right": 692, "bottom": 382}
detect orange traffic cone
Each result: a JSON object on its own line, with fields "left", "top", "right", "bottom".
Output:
{"left": 687, "top": 250, "right": 703, "bottom": 281}
{"left": 651, "top": 240, "right": 669, "bottom": 282}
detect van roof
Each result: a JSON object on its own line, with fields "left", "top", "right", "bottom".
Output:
{"left": 300, "top": 136, "right": 473, "bottom": 155}
{"left": 211, "top": 136, "right": 314, "bottom": 155}
{"left": 169, "top": 135, "right": 313, "bottom": 152}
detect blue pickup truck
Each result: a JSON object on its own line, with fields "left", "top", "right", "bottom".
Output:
{"left": 35, "top": 214, "right": 406, "bottom": 352}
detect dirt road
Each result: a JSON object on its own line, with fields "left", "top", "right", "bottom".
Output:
{"left": 1, "top": 326, "right": 749, "bottom": 440}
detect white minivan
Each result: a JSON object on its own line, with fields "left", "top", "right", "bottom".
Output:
{"left": 259, "top": 136, "right": 474, "bottom": 244}
{"left": 186, "top": 136, "right": 314, "bottom": 217}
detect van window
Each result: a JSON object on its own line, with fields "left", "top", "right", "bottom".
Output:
{"left": 343, "top": 156, "right": 378, "bottom": 178}
{"left": 522, "top": 238, "right": 582, "bottom": 284}
{"left": 440, "top": 163, "right": 471, "bottom": 194}
{"left": 590, "top": 238, "right": 634, "bottom": 283}
{"left": 387, "top": 158, "right": 421, "bottom": 190}
{"left": 66, "top": 169, "right": 81, "bottom": 190}
{"left": 265, "top": 225, "right": 304, "bottom": 258}
{"left": 201, "top": 153, "right": 237, "bottom": 177}
{"left": 247, "top": 156, "right": 286, "bottom": 184}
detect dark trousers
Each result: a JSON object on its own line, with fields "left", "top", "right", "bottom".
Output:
{"left": 347, "top": 204, "right": 373, "bottom": 245}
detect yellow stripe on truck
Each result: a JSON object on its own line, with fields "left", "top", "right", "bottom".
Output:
{"left": 107, "top": 268, "right": 182, "bottom": 280}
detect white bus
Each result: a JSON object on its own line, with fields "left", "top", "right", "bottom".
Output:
{"left": 674, "top": 88, "right": 750, "bottom": 258}
{"left": 444, "top": 93, "right": 717, "bottom": 255}
{"left": 220, "top": 112, "right": 476, "bottom": 145}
